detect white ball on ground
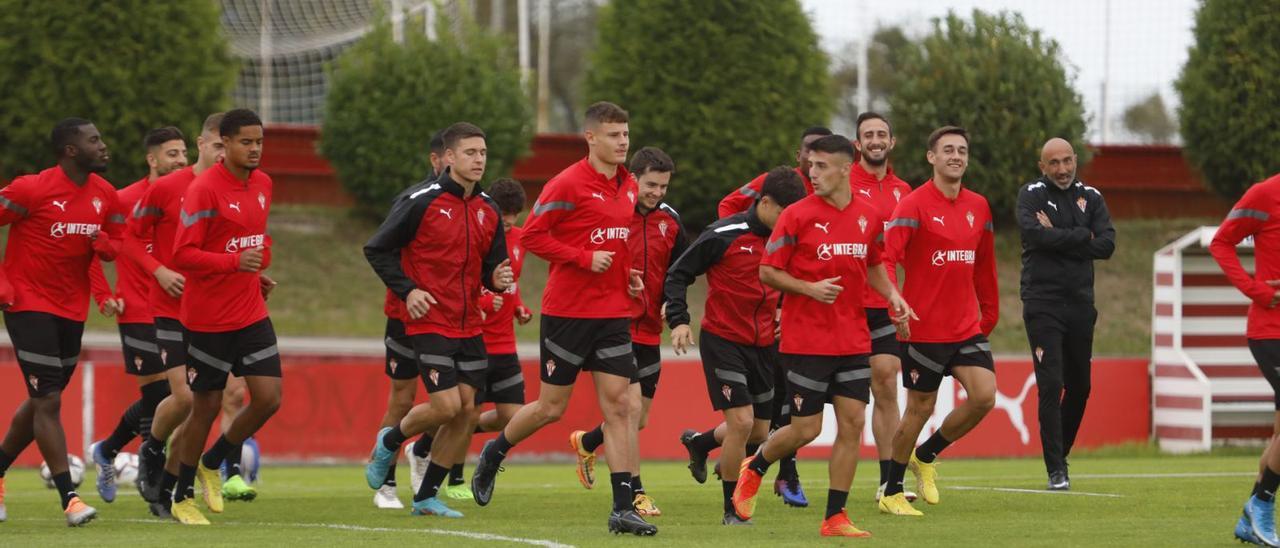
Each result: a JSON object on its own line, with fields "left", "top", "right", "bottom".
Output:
{"left": 38, "top": 454, "right": 85, "bottom": 489}
{"left": 113, "top": 451, "right": 139, "bottom": 485}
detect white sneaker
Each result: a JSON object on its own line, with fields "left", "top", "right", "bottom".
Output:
{"left": 373, "top": 484, "right": 404, "bottom": 509}
{"left": 404, "top": 445, "right": 428, "bottom": 494}
{"left": 875, "top": 482, "right": 919, "bottom": 502}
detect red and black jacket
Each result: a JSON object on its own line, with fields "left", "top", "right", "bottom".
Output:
{"left": 665, "top": 205, "right": 779, "bottom": 347}
{"left": 364, "top": 169, "right": 507, "bottom": 338}
{"left": 629, "top": 202, "right": 687, "bottom": 345}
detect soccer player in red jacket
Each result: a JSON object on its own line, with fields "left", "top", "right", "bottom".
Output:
{"left": 734, "top": 135, "right": 913, "bottom": 537}
{"left": 88, "top": 126, "right": 188, "bottom": 505}
{"left": 666, "top": 167, "right": 807, "bottom": 525}
{"left": 166, "top": 109, "right": 280, "bottom": 525}
{"left": 569, "top": 146, "right": 686, "bottom": 516}
{"left": 717, "top": 126, "right": 830, "bottom": 218}
{"left": 849, "top": 112, "right": 917, "bottom": 502}
{"left": 363, "top": 122, "right": 512, "bottom": 519}
{"left": 879, "top": 126, "right": 999, "bottom": 517}
{"left": 1210, "top": 174, "right": 1280, "bottom": 546}
{"left": 0, "top": 118, "right": 124, "bottom": 526}
{"left": 471, "top": 102, "right": 655, "bottom": 536}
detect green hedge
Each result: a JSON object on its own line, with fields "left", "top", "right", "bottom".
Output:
{"left": 320, "top": 17, "right": 533, "bottom": 216}
{"left": 584, "top": 0, "right": 832, "bottom": 230}
{"left": 0, "top": 0, "right": 236, "bottom": 185}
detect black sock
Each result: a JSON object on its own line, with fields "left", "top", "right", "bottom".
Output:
{"left": 915, "top": 432, "right": 952, "bottom": 464}
{"left": 1260, "top": 467, "right": 1280, "bottom": 503}
{"left": 631, "top": 475, "right": 644, "bottom": 495}
{"left": 414, "top": 461, "right": 451, "bottom": 502}
{"left": 879, "top": 459, "right": 891, "bottom": 486}
{"left": 690, "top": 428, "right": 720, "bottom": 453}
{"left": 224, "top": 441, "right": 244, "bottom": 478}
{"left": 384, "top": 462, "right": 397, "bottom": 487}
{"left": 748, "top": 453, "right": 773, "bottom": 476}
{"left": 825, "top": 489, "right": 848, "bottom": 519}
{"left": 884, "top": 460, "right": 908, "bottom": 496}
{"left": 174, "top": 463, "right": 197, "bottom": 503}
{"left": 141, "top": 434, "right": 166, "bottom": 457}
{"left": 581, "top": 425, "right": 605, "bottom": 453}
{"left": 723, "top": 480, "right": 737, "bottom": 514}
{"left": 384, "top": 426, "right": 410, "bottom": 453}
{"left": 52, "top": 471, "right": 78, "bottom": 509}
{"left": 201, "top": 435, "right": 236, "bottom": 470}
{"left": 610, "top": 472, "right": 633, "bottom": 512}
{"left": 448, "top": 463, "right": 465, "bottom": 485}
{"left": 0, "top": 447, "right": 13, "bottom": 477}
{"left": 777, "top": 453, "right": 798, "bottom": 481}
{"left": 101, "top": 400, "right": 144, "bottom": 459}
{"left": 1253, "top": 481, "right": 1262, "bottom": 499}
{"left": 491, "top": 432, "right": 515, "bottom": 461}
{"left": 160, "top": 470, "right": 178, "bottom": 506}
{"left": 745, "top": 443, "right": 760, "bottom": 456}
{"left": 411, "top": 433, "right": 431, "bottom": 458}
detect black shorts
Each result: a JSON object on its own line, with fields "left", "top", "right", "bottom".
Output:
{"left": 413, "top": 333, "right": 487, "bottom": 398}
{"left": 119, "top": 323, "right": 165, "bottom": 376}
{"left": 866, "top": 308, "right": 902, "bottom": 357}
{"left": 539, "top": 315, "right": 635, "bottom": 385}
{"left": 632, "top": 343, "right": 662, "bottom": 399}
{"left": 4, "top": 311, "right": 84, "bottom": 398}
{"left": 186, "top": 318, "right": 282, "bottom": 392}
{"left": 700, "top": 330, "right": 775, "bottom": 420}
{"left": 485, "top": 353, "right": 526, "bottom": 405}
{"left": 153, "top": 316, "right": 188, "bottom": 371}
{"left": 782, "top": 353, "right": 871, "bottom": 416}
{"left": 902, "top": 334, "right": 995, "bottom": 393}
{"left": 1249, "top": 339, "right": 1280, "bottom": 410}
{"left": 384, "top": 318, "right": 417, "bottom": 380}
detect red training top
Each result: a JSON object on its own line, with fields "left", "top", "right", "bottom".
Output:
{"left": 884, "top": 181, "right": 999, "bottom": 342}
{"left": 522, "top": 157, "right": 639, "bottom": 319}
{"left": 91, "top": 178, "right": 156, "bottom": 324}
{"left": 126, "top": 166, "right": 197, "bottom": 321}
{"left": 1209, "top": 173, "right": 1280, "bottom": 339}
{"left": 761, "top": 194, "right": 882, "bottom": 356}
{"left": 628, "top": 202, "right": 687, "bottom": 345}
{"left": 849, "top": 163, "right": 911, "bottom": 309}
{"left": 717, "top": 167, "right": 814, "bottom": 219}
{"left": 479, "top": 226, "right": 527, "bottom": 354}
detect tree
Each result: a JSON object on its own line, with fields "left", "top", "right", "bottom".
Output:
{"left": 886, "top": 10, "right": 1089, "bottom": 221}
{"left": 1177, "top": 0, "right": 1280, "bottom": 200}
{"left": 584, "top": 0, "right": 832, "bottom": 229}
{"left": 320, "top": 15, "right": 534, "bottom": 217}
{"left": 1122, "top": 92, "right": 1177, "bottom": 144}
{"left": 0, "top": 0, "right": 236, "bottom": 184}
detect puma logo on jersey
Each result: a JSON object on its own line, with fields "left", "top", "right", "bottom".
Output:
{"left": 1046, "top": 200, "right": 1058, "bottom": 211}
{"left": 858, "top": 188, "right": 872, "bottom": 198}
{"left": 591, "top": 192, "right": 605, "bottom": 202}
{"left": 439, "top": 208, "right": 453, "bottom": 219}
{"left": 739, "top": 245, "right": 754, "bottom": 254}
{"left": 931, "top": 216, "right": 946, "bottom": 226}
{"left": 51, "top": 200, "right": 67, "bottom": 211}
{"left": 814, "top": 222, "right": 830, "bottom": 234}
{"left": 228, "top": 202, "right": 241, "bottom": 213}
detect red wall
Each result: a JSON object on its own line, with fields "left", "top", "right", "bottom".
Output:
{"left": 0, "top": 355, "right": 1149, "bottom": 465}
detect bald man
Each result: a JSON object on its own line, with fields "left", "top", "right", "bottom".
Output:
{"left": 1016, "top": 138, "right": 1116, "bottom": 491}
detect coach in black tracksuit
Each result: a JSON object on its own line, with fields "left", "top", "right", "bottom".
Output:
{"left": 1017, "top": 138, "right": 1116, "bottom": 491}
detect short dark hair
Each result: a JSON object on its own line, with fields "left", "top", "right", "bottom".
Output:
{"left": 629, "top": 146, "right": 674, "bottom": 177}
{"left": 442, "top": 122, "right": 485, "bottom": 150}
{"left": 144, "top": 126, "right": 185, "bottom": 150}
{"left": 854, "top": 112, "right": 892, "bottom": 138}
{"left": 488, "top": 177, "right": 526, "bottom": 216}
{"left": 807, "top": 134, "right": 856, "bottom": 160}
{"left": 219, "top": 108, "right": 263, "bottom": 137}
{"left": 51, "top": 117, "right": 93, "bottom": 156}
{"left": 802, "top": 126, "right": 833, "bottom": 140}
{"left": 202, "top": 112, "right": 225, "bottom": 135}
{"left": 428, "top": 130, "right": 446, "bottom": 155}
{"left": 760, "top": 166, "right": 807, "bottom": 207}
{"left": 927, "top": 125, "right": 969, "bottom": 150}
{"left": 585, "top": 101, "right": 629, "bottom": 126}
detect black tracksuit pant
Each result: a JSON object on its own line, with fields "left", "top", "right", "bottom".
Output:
{"left": 1023, "top": 299, "right": 1097, "bottom": 475}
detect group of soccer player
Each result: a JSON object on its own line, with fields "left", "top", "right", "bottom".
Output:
{"left": 354, "top": 102, "right": 1001, "bottom": 538}
{"left": 0, "top": 109, "right": 283, "bottom": 526}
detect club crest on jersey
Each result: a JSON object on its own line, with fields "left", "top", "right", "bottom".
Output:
{"left": 545, "top": 359, "right": 556, "bottom": 376}
{"left": 893, "top": 188, "right": 902, "bottom": 202}
{"left": 146, "top": 243, "right": 154, "bottom": 254}
{"left": 1035, "top": 347, "right": 1044, "bottom": 362}
{"left": 28, "top": 375, "right": 38, "bottom": 390}
{"left": 512, "top": 247, "right": 520, "bottom": 261}
{"left": 627, "top": 191, "right": 636, "bottom": 204}
{"left": 92, "top": 197, "right": 103, "bottom": 214}
{"left": 966, "top": 211, "right": 975, "bottom": 228}
{"left": 1076, "top": 196, "right": 1087, "bottom": 213}
{"left": 429, "top": 369, "right": 440, "bottom": 386}
{"left": 658, "top": 220, "right": 668, "bottom": 237}
{"left": 134, "top": 356, "right": 144, "bottom": 370}
{"left": 858, "top": 215, "right": 868, "bottom": 234}
{"left": 187, "top": 367, "right": 197, "bottom": 384}
{"left": 722, "top": 384, "right": 733, "bottom": 401}
{"left": 258, "top": 192, "right": 266, "bottom": 210}
{"left": 793, "top": 394, "right": 803, "bottom": 411}
{"left": 477, "top": 208, "right": 486, "bottom": 226}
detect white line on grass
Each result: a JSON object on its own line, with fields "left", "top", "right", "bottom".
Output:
{"left": 11, "top": 517, "right": 575, "bottom": 547}
{"left": 942, "top": 471, "right": 1253, "bottom": 481}
{"left": 949, "top": 485, "right": 1124, "bottom": 498}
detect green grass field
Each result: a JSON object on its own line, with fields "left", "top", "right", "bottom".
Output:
{"left": 0, "top": 449, "right": 1265, "bottom": 546}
